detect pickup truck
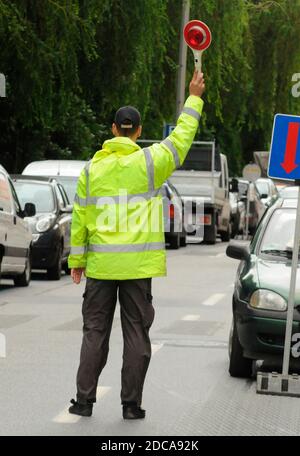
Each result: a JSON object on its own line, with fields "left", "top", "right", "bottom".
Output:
{"left": 138, "top": 140, "right": 231, "bottom": 245}
{"left": 169, "top": 141, "right": 231, "bottom": 244}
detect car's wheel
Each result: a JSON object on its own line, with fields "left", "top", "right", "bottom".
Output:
{"left": 221, "top": 222, "right": 232, "bottom": 242}
{"left": 180, "top": 234, "right": 187, "bottom": 247}
{"left": 203, "top": 211, "right": 217, "bottom": 244}
{"left": 231, "top": 217, "right": 238, "bottom": 238}
{"left": 229, "top": 318, "right": 253, "bottom": 378}
{"left": 14, "top": 254, "right": 31, "bottom": 287}
{"left": 63, "top": 262, "right": 71, "bottom": 275}
{"left": 169, "top": 232, "right": 180, "bottom": 249}
{"left": 204, "top": 225, "right": 217, "bottom": 244}
{"left": 47, "top": 245, "right": 62, "bottom": 280}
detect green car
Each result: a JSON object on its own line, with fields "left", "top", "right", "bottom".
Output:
{"left": 226, "top": 197, "right": 300, "bottom": 378}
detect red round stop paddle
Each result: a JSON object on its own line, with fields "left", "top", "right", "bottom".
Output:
{"left": 184, "top": 20, "right": 212, "bottom": 71}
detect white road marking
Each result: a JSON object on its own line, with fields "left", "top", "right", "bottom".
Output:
{"left": 0, "top": 333, "right": 6, "bottom": 358}
{"left": 52, "top": 386, "right": 111, "bottom": 424}
{"left": 53, "top": 405, "right": 81, "bottom": 424}
{"left": 96, "top": 386, "right": 112, "bottom": 400}
{"left": 182, "top": 314, "right": 201, "bottom": 321}
{"left": 151, "top": 343, "right": 164, "bottom": 355}
{"left": 202, "top": 293, "right": 226, "bottom": 306}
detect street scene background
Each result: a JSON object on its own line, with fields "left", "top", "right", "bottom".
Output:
{"left": 1, "top": 0, "right": 300, "bottom": 438}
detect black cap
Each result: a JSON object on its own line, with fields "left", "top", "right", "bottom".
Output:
{"left": 114, "top": 106, "right": 141, "bottom": 130}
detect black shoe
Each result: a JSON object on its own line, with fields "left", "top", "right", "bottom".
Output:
{"left": 68, "top": 399, "right": 93, "bottom": 417}
{"left": 123, "top": 404, "right": 146, "bottom": 420}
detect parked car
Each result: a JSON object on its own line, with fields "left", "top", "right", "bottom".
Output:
{"left": 22, "top": 160, "right": 87, "bottom": 203}
{"left": 0, "top": 165, "right": 35, "bottom": 286}
{"left": 162, "top": 181, "right": 187, "bottom": 249}
{"left": 279, "top": 186, "right": 298, "bottom": 199}
{"left": 226, "top": 197, "right": 300, "bottom": 377}
{"left": 238, "top": 179, "right": 266, "bottom": 235}
{"left": 12, "top": 176, "right": 72, "bottom": 280}
{"left": 255, "top": 178, "right": 278, "bottom": 207}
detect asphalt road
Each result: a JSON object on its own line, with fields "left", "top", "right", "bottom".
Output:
{"left": 1, "top": 242, "right": 300, "bottom": 436}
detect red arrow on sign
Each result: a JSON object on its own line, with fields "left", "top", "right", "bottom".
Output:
{"left": 281, "top": 122, "right": 300, "bottom": 174}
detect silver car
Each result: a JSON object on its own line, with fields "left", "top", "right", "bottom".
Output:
{"left": 0, "top": 165, "right": 35, "bottom": 286}
{"left": 22, "top": 160, "right": 87, "bottom": 203}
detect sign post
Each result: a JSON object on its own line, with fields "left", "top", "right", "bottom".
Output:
{"left": 242, "top": 163, "right": 261, "bottom": 240}
{"left": 257, "top": 113, "right": 300, "bottom": 397}
{"left": 184, "top": 20, "right": 212, "bottom": 72}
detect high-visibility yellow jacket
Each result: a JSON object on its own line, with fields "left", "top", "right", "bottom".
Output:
{"left": 68, "top": 95, "right": 204, "bottom": 280}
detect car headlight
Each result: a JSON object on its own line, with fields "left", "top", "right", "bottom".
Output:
{"left": 250, "top": 289, "right": 287, "bottom": 311}
{"left": 36, "top": 215, "right": 55, "bottom": 233}
{"left": 32, "top": 233, "right": 41, "bottom": 243}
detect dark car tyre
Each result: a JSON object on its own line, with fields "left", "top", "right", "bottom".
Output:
{"left": 230, "top": 217, "right": 238, "bottom": 238}
{"left": 63, "top": 262, "right": 71, "bottom": 275}
{"left": 47, "top": 245, "right": 62, "bottom": 280}
{"left": 169, "top": 232, "right": 180, "bottom": 250}
{"left": 180, "top": 221, "right": 187, "bottom": 247}
{"left": 180, "top": 234, "right": 187, "bottom": 247}
{"left": 204, "top": 211, "right": 217, "bottom": 244}
{"left": 228, "top": 318, "right": 253, "bottom": 378}
{"left": 220, "top": 222, "right": 232, "bottom": 242}
{"left": 14, "top": 254, "right": 31, "bottom": 287}
{"left": 204, "top": 224, "right": 216, "bottom": 244}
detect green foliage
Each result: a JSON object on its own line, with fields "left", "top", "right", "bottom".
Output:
{"left": 0, "top": 0, "right": 299, "bottom": 174}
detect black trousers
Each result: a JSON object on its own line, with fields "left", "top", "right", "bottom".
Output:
{"left": 76, "top": 278, "right": 154, "bottom": 406}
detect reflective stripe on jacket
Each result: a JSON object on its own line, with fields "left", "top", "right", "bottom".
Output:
{"left": 68, "top": 95, "right": 204, "bottom": 279}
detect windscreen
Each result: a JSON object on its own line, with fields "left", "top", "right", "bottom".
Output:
{"left": 14, "top": 182, "right": 55, "bottom": 213}
{"left": 179, "top": 145, "right": 221, "bottom": 171}
{"left": 279, "top": 187, "right": 298, "bottom": 199}
{"left": 260, "top": 209, "right": 296, "bottom": 253}
{"left": 256, "top": 181, "right": 269, "bottom": 196}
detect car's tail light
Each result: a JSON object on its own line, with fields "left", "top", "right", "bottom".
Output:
{"left": 169, "top": 204, "right": 175, "bottom": 219}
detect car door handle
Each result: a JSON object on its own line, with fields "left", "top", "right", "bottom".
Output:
{"left": 13, "top": 216, "right": 17, "bottom": 225}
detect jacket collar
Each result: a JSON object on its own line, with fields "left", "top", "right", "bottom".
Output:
{"left": 94, "top": 137, "right": 141, "bottom": 158}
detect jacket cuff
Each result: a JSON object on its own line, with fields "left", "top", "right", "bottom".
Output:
{"left": 184, "top": 95, "right": 204, "bottom": 115}
{"left": 68, "top": 256, "right": 87, "bottom": 269}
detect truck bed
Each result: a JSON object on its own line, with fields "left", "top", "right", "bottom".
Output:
{"left": 169, "top": 170, "right": 226, "bottom": 209}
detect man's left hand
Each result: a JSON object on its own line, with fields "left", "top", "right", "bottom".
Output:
{"left": 71, "top": 268, "right": 86, "bottom": 284}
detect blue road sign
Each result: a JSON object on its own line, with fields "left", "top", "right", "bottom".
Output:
{"left": 268, "top": 114, "right": 300, "bottom": 181}
{"left": 163, "top": 124, "right": 176, "bottom": 139}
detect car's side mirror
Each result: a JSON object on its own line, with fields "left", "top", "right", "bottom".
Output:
{"left": 260, "top": 193, "right": 268, "bottom": 199}
{"left": 60, "top": 204, "right": 73, "bottom": 214}
{"left": 226, "top": 241, "right": 250, "bottom": 261}
{"left": 24, "top": 202, "right": 36, "bottom": 217}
